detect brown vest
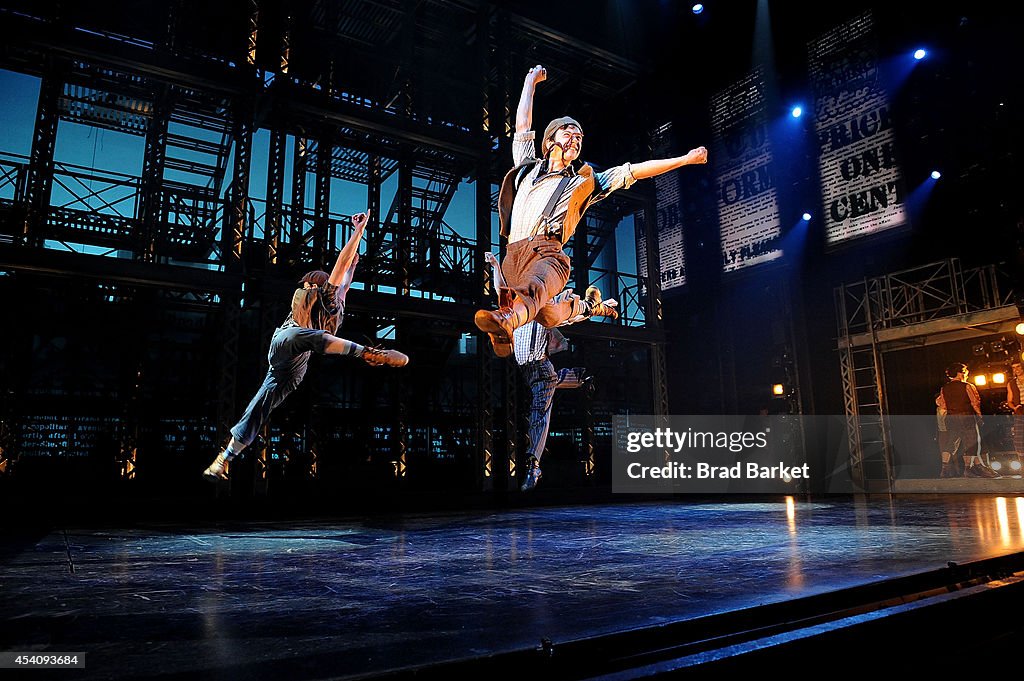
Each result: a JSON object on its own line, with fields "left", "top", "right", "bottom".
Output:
{"left": 941, "top": 381, "right": 974, "bottom": 415}
{"left": 497, "top": 159, "right": 596, "bottom": 244}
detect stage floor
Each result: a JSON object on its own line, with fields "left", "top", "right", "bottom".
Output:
{"left": 4, "top": 495, "right": 1024, "bottom": 679}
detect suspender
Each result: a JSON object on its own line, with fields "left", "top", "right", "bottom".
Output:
{"left": 532, "top": 174, "right": 573, "bottom": 238}
{"left": 516, "top": 161, "right": 573, "bottom": 239}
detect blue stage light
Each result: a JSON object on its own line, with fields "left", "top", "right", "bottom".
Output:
{"left": 791, "top": 106, "right": 802, "bottom": 118}
{"left": 914, "top": 49, "right": 927, "bottom": 60}
{"left": 931, "top": 170, "right": 941, "bottom": 180}
{"left": 802, "top": 213, "right": 811, "bottom": 221}
{"left": 692, "top": 4, "right": 704, "bottom": 14}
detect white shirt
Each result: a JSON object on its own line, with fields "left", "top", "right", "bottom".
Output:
{"left": 508, "top": 131, "right": 637, "bottom": 244}
{"left": 513, "top": 321, "right": 548, "bottom": 365}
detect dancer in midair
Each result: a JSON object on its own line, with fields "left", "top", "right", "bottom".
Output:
{"left": 203, "top": 210, "right": 408, "bottom": 482}
{"left": 474, "top": 64, "right": 708, "bottom": 357}
{"left": 485, "top": 253, "right": 591, "bottom": 492}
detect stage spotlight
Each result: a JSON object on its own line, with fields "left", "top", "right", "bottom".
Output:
{"left": 772, "top": 383, "right": 785, "bottom": 396}
{"left": 993, "top": 372, "right": 1006, "bottom": 384}
{"left": 692, "top": 3, "right": 703, "bottom": 14}
{"left": 992, "top": 461, "right": 1003, "bottom": 472}
{"left": 972, "top": 343, "right": 987, "bottom": 355}
{"left": 1016, "top": 322, "right": 1024, "bottom": 335}
{"left": 930, "top": 170, "right": 941, "bottom": 180}
{"left": 974, "top": 374, "right": 987, "bottom": 386}
{"left": 1012, "top": 460, "right": 1023, "bottom": 472}
{"left": 802, "top": 212, "right": 811, "bottom": 221}
{"left": 991, "top": 341, "right": 1004, "bottom": 352}
{"left": 914, "top": 49, "right": 927, "bottom": 60}
{"left": 791, "top": 106, "right": 802, "bottom": 118}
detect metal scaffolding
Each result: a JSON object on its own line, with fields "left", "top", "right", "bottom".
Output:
{"left": 0, "top": 0, "right": 669, "bottom": 494}
{"left": 835, "top": 258, "right": 1018, "bottom": 492}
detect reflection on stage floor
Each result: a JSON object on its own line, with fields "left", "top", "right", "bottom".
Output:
{"left": 3, "top": 495, "right": 1024, "bottom": 679}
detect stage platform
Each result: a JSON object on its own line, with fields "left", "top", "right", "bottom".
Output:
{"left": 5, "top": 495, "right": 1024, "bottom": 678}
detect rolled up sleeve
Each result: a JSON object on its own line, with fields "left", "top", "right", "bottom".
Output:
{"left": 591, "top": 162, "right": 638, "bottom": 203}
{"left": 513, "top": 131, "right": 537, "bottom": 166}
{"left": 597, "top": 163, "right": 637, "bottom": 192}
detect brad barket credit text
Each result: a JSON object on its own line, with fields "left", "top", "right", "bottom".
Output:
{"left": 626, "top": 461, "right": 810, "bottom": 480}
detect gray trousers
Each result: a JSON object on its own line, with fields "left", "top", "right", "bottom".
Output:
{"left": 230, "top": 325, "right": 327, "bottom": 446}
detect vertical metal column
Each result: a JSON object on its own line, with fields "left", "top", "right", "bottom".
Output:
{"left": 307, "top": 420, "right": 319, "bottom": 479}
{"left": 476, "top": 3, "right": 497, "bottom": 490}
{"left": 279, "top": 11, "right": 292, "bottom": 76}
{"left": 864, "top": 283, "right": 895, "bottom": 491}
{"left": 138, "top": 88, "right": 170, "bottom": 262}
{"left": 367, "top": 154, "right": 382, "bottom": 291}
{"left": 504, "top": 354, "right": 518, "bottom": 487}
{"left": 836, "top": 281, "right": 893, "bottom": 492}
{"left": 116, "top": 292, "right": 147, "bottom": 481}
{"left": 225, "top": 102, "right": 252, "bottom": 267}
{"left": 313, "top": 132, "right": 332, "bottom": 264}
{"left": 573, "top": 218, "right": 595, "bottom": 477}
{"left": 265, "top": 129, "right": 286, "bottom": 266}
{"left": 22, "top": 62, "right": 62, "bottom": 247}
{"left": 215, "top": 300, "right": 241, "bottom": 464}
{"left": 246, "top": 0, "right": 259, "bottom": 66}
{"left": 253, "top": 291, "right": 282, "bottom": 496}
{"left": 394, "top": 319, "right": 408, "bottom": 480}
{"left": 290, "top": 136, "right": 307, "bottom": 263}
{"left": 216, "top": 100, "right": 252, "bottom": 456}
{"left": 650, "top": 344, "right": 669, "bottom": 417}
{"left": 397, "top": 0, "right": 415, "bottom": 117}
{"left": 495, "top": 5, "right": 518, "bottom": 490}
{"left": 836, "top": 289, "right": 866, "bottom": 491}
{"left": 642, "top": 196, "right": 668, "bottom": 417}
{"left": 581, "top": 366, "right": 596, "bottom": 478}
{"left": 136, "top": 0, "right": 180, "bottom": 261}
{"left": 476, "top": 153, "right": 495, "bottom": 489}
{"left": 118, "top": 347, "right": 143, "bottom": 481}
{"left": 397, "top": 159, "right": 413, "bottom": 296}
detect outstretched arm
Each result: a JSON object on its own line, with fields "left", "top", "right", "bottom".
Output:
{"left": 630, "top": 146, "right": 708, "bottom": 181}
{"left": 516, "top": 65, "right": 546, "bottom": 134}
{"left": 328, "top": 210, "right": 369, "bottom": 287}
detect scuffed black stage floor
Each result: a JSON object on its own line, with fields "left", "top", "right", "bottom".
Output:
{"left": 4, "top": 496, "right": 1024, "bottom": 679}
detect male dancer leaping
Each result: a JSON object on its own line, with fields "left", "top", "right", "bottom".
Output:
{"left": 485, "top": 252, "right": 592, "bottom": 492}
{"left": 474, "top": 64, "right": 708, "bottom": 357}
{"left": 203, "top": 210, "right": 408, "bottom": 482}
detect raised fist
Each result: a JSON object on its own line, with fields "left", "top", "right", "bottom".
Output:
{"left": 352, "top": 210, "right": 370, "bottom": 230}
{"left": 526, "top": 64, "right": 547, "bottom": 85}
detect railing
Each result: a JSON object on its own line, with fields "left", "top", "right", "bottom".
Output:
{"left": 49, "top": 158, "right": 141, "bottom": 220}
{"left": 0, "top": 154, "right": 28, "bottom": 239}
{"left": 586, "top": 267, "right": 648, "bottom": 327}
{"left": 0, "top": 149, "right": 652, "bottom": 323}
{"left": 836, "top": 258, "right": 1016, "bottom": 337}
{"left": 0, "top": 153, "right": 27, "bottom": 204}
